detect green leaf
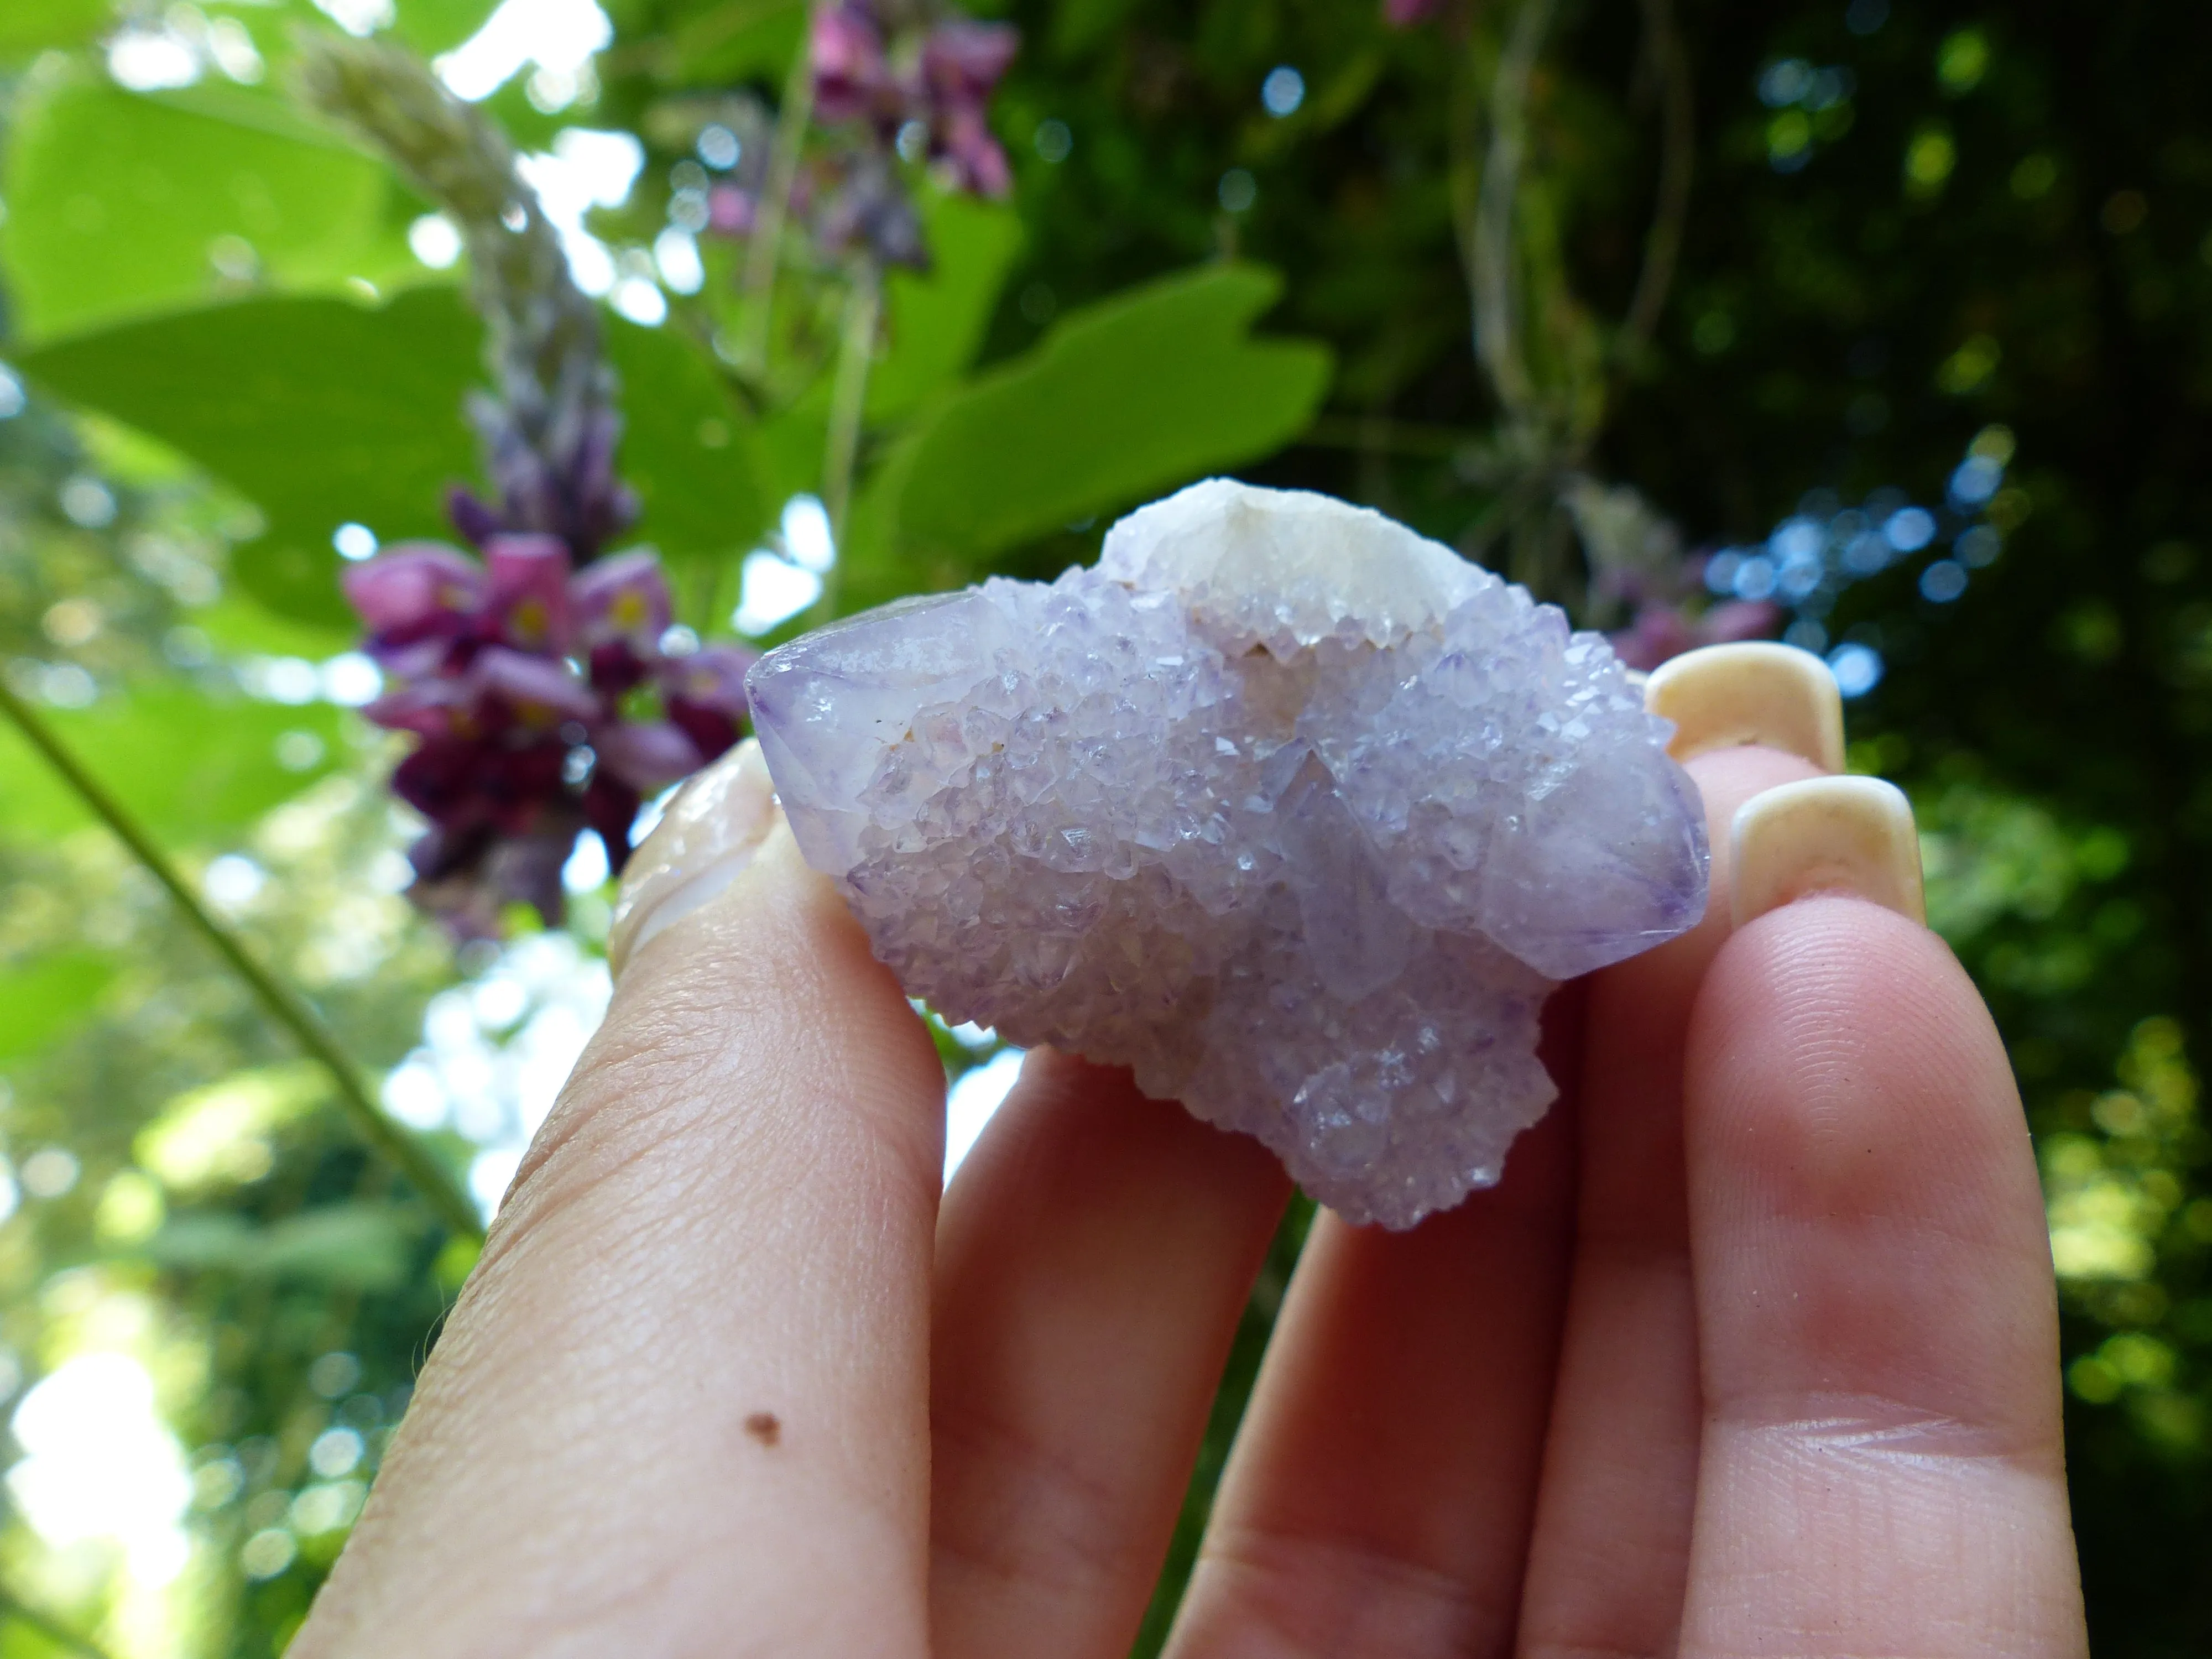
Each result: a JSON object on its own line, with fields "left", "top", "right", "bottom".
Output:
{"left": 0, "top": 685, "right": 350, "bottom": 844}
{"left": 26, "top": 292, "right": 770, "bottom": 622}
{"left": 191, "top": 593, "right": 357, "bottom": 661}
{"left": 0, "top": 0, "right": 111, "bottom": 56}
{"left": 867, "top": 191, "right": 1026, "bottom": 423}
{"left": 604, "top": 316, "right": 773, "bottom": 567}
{"left": 0, "top": 69, "right": 416, "bottom": 344}
{"left": 884, "top": 264, "right": 1332, "bottom": 565}
{"left": 138, "top": 1061, "right": 328, "bottom": 1190}
{"left": 148, "top": 1203, "right": 421, "bottom": 1290}
{"left": 0, "top": 951, "right": 116, "bottom": 1065}
{"left": 389, "top": 0, "right": 504, "bottom": 55}
{"left": 19, "top": 287, "right": 483, "bottom": 623}
{"left": 651, "top": 0, "right": 807, "bottom": 87}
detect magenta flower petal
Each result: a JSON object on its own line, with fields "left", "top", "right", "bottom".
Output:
{"left": 365, "top": 637, "right": 455, "bottom": 682}
{"left": 362, "top": 678, "right": 478, "bottom": 739}
{"left": 937, "top": 108, "right": 1012, "bottom": 196}
{"left": 1608, "top": 604, "right": 1696, "bottom": 672}
{"left": 342, "top": 542, "right": 486, "bottom": 635}
{"left": 471, "top": 645, "right": 599, "bottom": 722}
{"left": 923, "top": 19, "right": 1018, "bottom": 100}
{"left": 1698, "top": 598, "right": 1783, "bottom": 645}
{"left": 594, "top": 719, "right": 705, "bottom": 791}
{"left": 572, "top": 547, "right": 673, "bottom": 651}
{"left": 707, "top": 184, "right": 758, "bottom": 236}
{"left": 812, "top": 4, "right": 893, "bottom": 124}
{"left": 484, "top": 533, "right": 576, "bottom": 654}
{"left": 659, "top": 645, "right": 753, "bottom": 717}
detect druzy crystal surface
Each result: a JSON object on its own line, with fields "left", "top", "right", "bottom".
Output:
{"left": 748, "top": 480, "right": 1708, "bottom": 1227}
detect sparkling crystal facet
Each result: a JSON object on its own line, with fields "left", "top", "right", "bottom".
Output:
{"left": 748, "top": 479, "right": 1709, "bottom": 1227}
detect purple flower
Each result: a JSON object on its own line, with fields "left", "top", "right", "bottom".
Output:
{"left": 346, "top": 535, "right": 752, "bottom": 935}
{"left": 933, "top": 103, "right": 1011, "bottom": 197}
{"left": 920, "top": 20, "right": 1018, "bottom": 195}
{"left": 921, "top": 18, "right": 1019, "bottom": 102}
{"left": 1384, "top": 0, "right": 1444, "bottom": 24}
{"left": 707, "top": 182, "right": 758, "bottom": 236}
{"left": 801, "top": 1, "right": 1018, "bottom": 255}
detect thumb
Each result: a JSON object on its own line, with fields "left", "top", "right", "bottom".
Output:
{"left": 294, "top": 740, "right": 946, "bottom": 1659}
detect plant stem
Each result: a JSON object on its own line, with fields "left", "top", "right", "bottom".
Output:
{"left": 1470, "top": 0, "right": 1558, "bottom": 426}
{"left": 0, "top": 1582, "right": 122, "bottom": 1659}
{"left": 812, "top": 255, "right": 881, "bottom": 620}
{"left": 737, "top": 10, "right": 820, "bottom": 377}
{"left": 0, "top": 680, "right": 484, "bottom": 1242}
{"left": 1617, "top": 0, "right": 1694, "bottom": 376}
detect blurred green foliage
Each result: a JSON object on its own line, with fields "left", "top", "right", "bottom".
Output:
{"left": 0, "top": 0, "right": 2209, "bottom": 1652}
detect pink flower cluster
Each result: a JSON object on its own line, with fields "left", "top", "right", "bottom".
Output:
{"left": 812, "top": 4, "right": 1017, "bottom": 196}
{"left": 1606, "top": 596, "right": 1780, "bottom": 672}
{"left": 346, "top": 536, "right": 750, "bottom": 934}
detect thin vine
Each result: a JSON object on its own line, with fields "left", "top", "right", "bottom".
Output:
{"left": 0, "top": 679, "right": 485, "bottom": 1242}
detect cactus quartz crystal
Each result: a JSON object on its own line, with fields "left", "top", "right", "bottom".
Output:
{"left": 748, "top": 481, "right": 1708, "bottom": 1227}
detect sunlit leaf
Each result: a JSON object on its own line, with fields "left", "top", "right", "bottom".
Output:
{"left": 620, "top": 0, "right": 806, "bottom": 87}
{"left": 881, "top": 263, "right": 1332, "bottom": 566}
{"left": 0, "top": 69, "right": 417, "bottom": 344}
{"left": 389, "top": 0, "right": 506, "bottom": 55}
{"left": 19, "top": 287, "right": 483, "bottom": 622}
{"left": 604, "top": 315, "right": 773, "bottom": 570}
{"left": 26, "top": 290, "right": 771, "bottom": 623}
{"left": 0, "top": 950, "right": 116, "bottom": 1065}
{"left": 0, "top": 0, "right": 111, "bottom": 56}
{"left": 0, "top": 684, "right": 349, "bottom": 844}
{"left": 149, "top": 1202, "right": 422, "bottom": 1290}
{"left": 138, "top": 1061, "right": 328, "bottom": 1190}
{"left": 867, "top": 191, "right": 1025, "bottom": 422}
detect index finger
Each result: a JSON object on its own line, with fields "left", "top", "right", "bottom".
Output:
{"left": 1678, "top": 788, "right": 2085, "bottom": 1657}
{"left": 294, "top": 743, "right": 944, "bottom": 1658}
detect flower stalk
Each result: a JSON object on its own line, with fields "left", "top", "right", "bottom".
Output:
{"left": 0, "top": 677, "right": 485, "bottom": 1242}
{"left": 737, "top": 15, "right": 822, "bottom": 377}
{"left": 820, "top": 257, "right": 881, "bottom": 559}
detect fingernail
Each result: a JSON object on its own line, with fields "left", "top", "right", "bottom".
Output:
{"left": 1730, "top": 775, "right": 1926, "bottom": 928}
{"left": 608, "top": 737, "right": 779, "bottom": 977}
{"left": 1644, "top": 642, "right": 1845, "bottom": 773}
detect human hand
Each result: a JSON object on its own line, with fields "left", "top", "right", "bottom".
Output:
{"left": 291, "top": 641, "right": 2087, "bottom": 1658}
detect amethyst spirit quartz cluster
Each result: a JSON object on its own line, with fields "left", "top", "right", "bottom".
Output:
{"left": 749, "top": 482, "right": 1709, "bottom": 1227}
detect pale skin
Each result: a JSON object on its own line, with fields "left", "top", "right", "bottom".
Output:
{"left": 292, "top": 742, "right": 2090, "bottom": 1658}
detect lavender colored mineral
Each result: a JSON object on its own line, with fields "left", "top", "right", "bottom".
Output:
{"left": 747, "top": 480, "right": 1708, "bottom": 1227}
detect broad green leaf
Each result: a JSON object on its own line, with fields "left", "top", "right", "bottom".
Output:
{"left": 389, "top": 0, "right": 505, "bottom": 55}
{"left": 868, "top": 192, "right": 1026, "bottom": 423}
{"left": 884, "top": 263, "right": 1332, "bottom": 562}
{"left": 138, "top": 1061, "right": 328, "bottom": 1190}
{"left": 19, "top": 287, "right": 483, "bottom": 623}
{"left": 0, "top": 684, "right": 349, "bottom": 844}
{"left": 0, "top": 0, "right": 110, "bottom": 56}
{"left": 191, "top": 594, "right": 357, "bottom": 661}
{"left": 648, "top": 0, "right": 806, "bottom": 88}
{"left": 0, "top": 951, "right": 116, "bottom": 1065}
{"left": 148, "top": 1202, "right": 421, "bottom": 1290}
{"left": 0, "top": 70, "right": 417, "bottom": 344}
{"left": 26, "top": 290, "right": 769, "bottom": 622}
{"left": 604, "top": 316, "right": 773, "bottom": 566}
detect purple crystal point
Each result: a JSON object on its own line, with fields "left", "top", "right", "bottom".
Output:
{"left": 748, "top": 481, "right": 1708, "bottom": 1228}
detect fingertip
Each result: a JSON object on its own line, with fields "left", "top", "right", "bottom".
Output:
{"left": 1730, "top": 775, "right": 1925, "bottom": 930}
{"left": 1686, "top": 893, "right": 2053, "bottom": 1437}
{"left": 1647, "top": 642, "right": 1845, "bottom": 773}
